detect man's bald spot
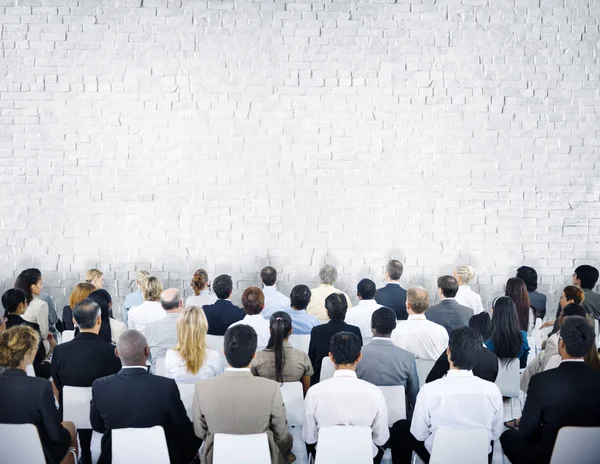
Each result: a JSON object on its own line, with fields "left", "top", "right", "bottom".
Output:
{"left": 407, "top": 286, "right": 430, "bottom": 314}
{"left": 116, "top": 330, "right": 148, "bottom": 366}
{"left": 160, "top": 288, "right": 182, "bottom": 311}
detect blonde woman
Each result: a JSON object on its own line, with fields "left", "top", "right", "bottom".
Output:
{"left": 123, "top": 270, "right": 150, "bottom": 314}
{"left": 453, "top": 265, "right": 484, "bottom": 314}
{"left": 127, "top": 276, "right": 165, "bottom": 336}
{"left": 165, "top": 306, "right": 222, "bottom": 383}
{"left": 185, "top": 269, "right": 217, "bottom": 308}
{"left": 85, "top": 269, "right": 104, "bottom": 289}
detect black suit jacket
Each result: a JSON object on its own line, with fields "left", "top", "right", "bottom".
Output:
{"left": 308, "top": 320, "right": 363, "bottom": 385}
{"left": 0, "top": 369, "right": 71, "bottom": 464}
{"left": 61, "top": 306, "right": 75, "bottom": 331}
{"left": 375, "top": 284, "right": 408, "bottom": 320}
{"left": 203, "top": 299, "right": 245, "bottom": 335}
{"left": 426, "top": 346, "right": 499, "bottom": 384}
{"left": 425, "top": 299, "right": 474, "bottom": 334}
{"left": 90, "top": 367, "right": 201, "bottom": 464}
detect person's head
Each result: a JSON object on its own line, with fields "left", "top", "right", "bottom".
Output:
{"left": 328, "top": 331, "right": 362, "bottom": 369}
{"left": 437, "top": 275, "right": 459, "bottom": 299}
{"left": 267, "top": 311, "right": 293, "bottom": 382}
{"left": 14, "top": 268, "right": 42, "bottom": 304}
{"left": 491, "top": 296, "right": 523, "bottom": 365}
{"left": 69, "top": 283, "right": 96, "bottom": 310}
{"left": 560, "top": 285, "right": 585, "bottom": 309}
{"left": 2, "top": 288, "right": 28, "bottom": 315}
{"left": 72, "top": 299, "right": 102, "bottom": 334}
{"left": 175, "top": 306, "right": 209, "bottom": 374}
{"left": 469, "top": 312, "right": 495, "bottom": 341}
{"left": 290, "top": 285, "right": 311, "bottom": 311}
{"left": 116, "top": 330, "right": 149, "bottom": 366}
{"left": 87, "top": 290, "right": 113, "bottom": 341}
{"left": 135, "top": 270, "right": 150, "bottom": 291}
{"left": 559, "top": 317, "right": 595, "bottom": 360}
{"left": 212, "top": 274, "right": 233, "bottom": 300}
{"left": 224, "top": 324, "right": 257, "bottom": 368}
{"left": 559, "top": 303, "right": 587, "bottom": 328}
{"left": 241, "top": 287, "right": 265, "bottom": 315}
{"left": 319, "top": 264, "right": 338, "bottom": 286}
{"left": 406, "top": 286, "right": 430, "bottom": 315}
{"left": 371, "top": 307, "right": 397, "bottom": 338}
{"left": 140, "top": 276, "right": 163, "bottom": 302}
{"left": 190, "top": 269, "right": 209, "bottom": 296}
{"left": 516, "top": 266, "right": 539, "bottom": 292}
{"left": 573, "top": 265, "right": 599, "bottom": 290}
{"left": 385, "top": 259, "right": 403, "bottom": 282}
{"left": 325, "top": 293, "right": 348, "bottom": 321}
{"left": 357, "top": 278, "right": 377, "bottom": 301}
{"left": 453, "top": 265, "right": 475, "bottom": 286}
{"left": 260, "top": 266, "right": 277, "bottom": 287}
{"left": 446, "top": 327, "right": 482, "bottom": 370}
{"left": 85, "top": 269, "right": 104, "bottom": 289}
{"left": 160, "top": 288, "right": 183, "bottom": 312}
{"left": 504, "top": 277, "right": 531, "bottom": 332}
{"left": 0, "top": 325, "right": 40, "bottom": 370}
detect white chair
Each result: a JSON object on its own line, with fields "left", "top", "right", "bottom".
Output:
{"left": 314, "top": 426, "right": 373, "bottom": 464}
{"left": 289, "top": 334, "right": 310, "bottom": 353}
{"left": 176, "top": 382, "right": 195, "bottom": 421}
{"left": 319, "top": 356, "right": 335, "bottom": 382}
{"left": 62, "top": 330, "right": 75, "bottom": 343}
{"left": 495, "top": 359, "right": 522, "bottom": 417}
{"left": 429, "top": 427, "right": 489, "bottom": 464}
{"left": 0, "top": 423, "right": 47, "bottom": 462}
{"left": 378, "top": 385, "right": 406, "bottom": 427}
{"left": 206, "top": 334, "right": 227, "bottom": 366}
{"left": 415, "top": 359, "right": 436, "bottom": 388}
{"left": 112, "top": 426, "right": 170, "bottom": 463}
{"left": 26, "top": 364, "right": 35, "bottom": 377}
{"left": 280, "top": 382, "right": 304, "bottom": 426}
{"left": 549, "top": 426, "right": 600, "bottom": 464}
{"left": 63, "top": 386, "right": 93, "bottom": 429}
{"left": 595, "top": 320, "right": 600, "bottom": 347}
{"left": 526, "top": 336, "right": 536, "bottom": 366}
{"left": 213, "top": 433, "right": 270, "bottom": 464}
{"left": 155, "top": 357, "right": 166, "bottom": 377}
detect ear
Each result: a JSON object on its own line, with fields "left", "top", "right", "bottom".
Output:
{"left": 328, "top": 352, "right": 334, "bottom": 364}
{"left": 72, "top": 317, "right": 77, "bottom": 327}
{"left": 446, "top": 346, "right": 451, "bottom": 360}
{"left": 179, "top": 299, "right": 184, "bottom": 308}
{"left": 356, "top": 352, "right": 363, "bottom": 365}
{"left": 115, "top": 348, "right": 120, "bottom": 359}
{"left": 144, "top": 346, "right": 150, "bottom": 357}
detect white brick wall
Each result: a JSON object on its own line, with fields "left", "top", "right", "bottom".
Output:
{"left": 1, "top": 0, "right": 599, "bottom": 313}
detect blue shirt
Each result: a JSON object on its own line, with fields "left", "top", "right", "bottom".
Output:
{"left": 485, "top": 330, "right": 530, "bottom": 360}
{"left": 123, "top": 290, "right": 144, "bottom": 313}
{"left": 287, "top": 309, "right": 320, "bottom": 335}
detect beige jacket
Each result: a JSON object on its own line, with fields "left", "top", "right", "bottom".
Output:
{"left": 520, "top": 333, "right": 559, "bottom": 392}
{"left": 307, "top": 284, "right": 353, "bottom": 321}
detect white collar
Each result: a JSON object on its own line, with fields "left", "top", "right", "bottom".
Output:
{"left": 226, "top": 367, "right": 251, "bottom": 372}
{"left": 445, "top": 369, "right": 474, "bottom": 378}
{"left": 407, "top": 314, "right": 426, "bottom": 320}
{"left": 262, "top": 285, "right": 277, "bottom": 292}
{"left": 121, "top": 365, "right": 147, "bottom": 370}
{"left": 561, "top": 359, "right": 585, "bottom": 364}
{"left": 371, "top": 337, "right": 392, "bottom": 342}
{"left": 333, "top": 369, "right": 357, "bottom": 378}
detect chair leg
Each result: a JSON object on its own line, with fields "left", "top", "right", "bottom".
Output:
{"left": 509, "top": 397, "right": 514, "bottom": 419}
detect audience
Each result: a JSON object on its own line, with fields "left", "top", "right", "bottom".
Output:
{"left": 202, "top": 274, "right": 245, "bottom": 335}
{"left": 375, "top": 259, "right": 408, "bottom": 320}
{"left": 127, "top": 276, "right": 165, "bottom": 336}
{"left": 392, "top": 286, "right": 449, "bottom": 360}
{"left": 185, "top": 268, "right": 217, "bottom": 308}
{"left": 90, "top": 330, "right": 201, "bottom": 464}
{"left": 392, "top": 327, "right": 503, "bottom": 464}
{"left": 303, "top": 332, "right": 389, "bottom": 463}
{"left": 543, "top": 285, "right": 585, "bottom": 332}
{"left": 505, "top": 277, "right": 535, "bottom": 334}
{"left": 229, "top": 286, "right": 271, "bottom": 350}
{"left": 425, "top": 275, "right": 473, "bottom": 334}
{"left": 517, "top": 266, "right": 547, "bottom": 319}
{"left": 307, "top": 264, "right": 352, "bottom": 321}
{"left": 62, "top": 283, "right": 95, "bottom": 331}
{"left": 486, "top": 296, "right": 529, "bottom": 369}
{"left": 572, "top": 265, "right": 600, "bottom": 320}
{"left": 453, "top": 265, "right": 484, "bottom": 314}
{"left": 123, "top": 270, "right": 150, "bottom": 314}
{"left": 287, "top": 284, "right": 319, "bottom": 334}
{"left": 251, "top": 311, "right": 313, "bottom": 393}
{"left": 145, "top": 288, "right": 183, "bottom": 373}
{"left": 192, "top": 324, "right": 293, "bottom": 464}
{"left": 88, "top": 289, "right": 126, "bottom": 345}
{"left": 260, "top": 266, "right": 292, "bottom": 318}
{"left": 85, "top": 269, "right": 104, "bottom": 289}
{"left": 345, "top": 278, "right": 382, "bottom": 340}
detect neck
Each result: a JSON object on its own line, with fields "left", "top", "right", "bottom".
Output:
{"left": 334, "top": 363, "right": 356, "bottom": 371}
{"left": 80, "top": 328, "right": 100, "bottom": 335}
{"left": 372, "top": 332, "right": 390, "bottom": 339}
{"left": 386, "top": 279, "right": 400, "bottom": 284}
{"left": 17, "top": 361, "right": 28, "bottom": 372}
{"left": 165, "top": 309, "right": 181, "bottom": 314}
{"left": 561, "top": 353, "right": 584, "bottom": 361}
{"left": 123, "top": 360, "right": 147, "bottom": 367}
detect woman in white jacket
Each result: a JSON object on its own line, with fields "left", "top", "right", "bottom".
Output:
{"left": 453, "top": 264, "right": 484, "bottom": 314}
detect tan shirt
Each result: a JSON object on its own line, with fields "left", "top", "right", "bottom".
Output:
{"left": 251, "top": 342, "right": 314, "bottom": 382}
{"left": 306, "top": 284, "right": 353, "bottom": 321}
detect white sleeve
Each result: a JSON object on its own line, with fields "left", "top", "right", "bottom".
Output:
{"left": 371, "top": 390, "right": 390, "bottom": 446}
{"left": 490, "top": 388, "right": 505, "bottom": 440}
{"left": 302, "top": 391, "right": 319, "bottom": 445}
{"left": 409, "top": 388, "right": 431, "bottom": 442}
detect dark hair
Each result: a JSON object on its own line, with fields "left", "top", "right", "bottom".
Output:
{"left": 267, "top": 311, "right": 293, "bottom": 383}
{"left": 584, "top": 343, "right": 600, "bottom": 371}
{"left": 469, "top": 312, "right": 495, "bottom": 341}
{"left": 241, "top": 287, "right": 264, "bottom": 315}
{"left": 325, "top": 293, "right": 348, "bottom": 321}
{"left": 371, "top": 307, "right": 396, "bottom": 336}
{"left": 88, "top": 290, "right": 113, "bottom": 342}
{"left": 386, "top": 260, "right": 403, "bottom": 281}
{"left": 224, "top": 324, "right": 257, "bottom": 368}
{"left": 448, "top": 327, "right": 482, "bottom": 370}
{"left": 2, "top": 288, "right": 27, "bottom": 314}
{"left": 329, "top": 332, "right": 362, "bottom": 365}
{"left": 14, "top": 269, "right": 42, "bottom": 304}
{"left": 563, "top": 285, "right": 585, "bottom": 305}
{"left": 562, "top": 303, "right": 587, "bottom": 319}
{"left": 560, "top": 317, "right": 595, "bottom": 358}
{"left": 260, "top": 266, "right": 277, "bottom": 287}
{"left": 505, "top": 277, "right": 531, "bottom": 332}
{"left": 73, "top": 299, "right": 101, "bottom": 330}
{"left": 213, "top": 275, "right": 233, "bottom": 299}
{"left": 516, "top": 266, "right": 538, "bottom": 292}
{"left": 357, "top": 278, "right": 376, "bottom": 300}
{"left": 574, "top": 265, "right": 599, "bottom": 290}
{"left": 491, "top": 296, "right": 523, "bottom": 365}
{"left": 437, "top": 275, "right": 459, "bottom": 298}
{"left": 290, "top": 285, "right": 311, "bottom": 310}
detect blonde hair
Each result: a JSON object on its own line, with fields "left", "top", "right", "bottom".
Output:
{"left": 190, "top": 269, "right": 209, "bottom": 296}
{"left": 85, "top": 269, "right": 103, "bottom": 283}
{"left": 0, "top": 325, "right": 39, "bottom": 369}
{"left": 136, "top": 270, "right": 150, "bottom": 286}
{"left": 69, "top": 283, "right": 96, "bottom": 309}
{"left": 454, "top": 265, "right": 475, "bottom": 285}
{"left": 174, "top": 306, "right": 208, "bottom": 374}
{"left": 141, "top": 276, "right": 163, "bottom": 302}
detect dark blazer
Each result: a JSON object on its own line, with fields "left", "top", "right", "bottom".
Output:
{"left": 0, "top": 369, "right": 71, "bottom": 464}
{"left": 61, "top": 306, "right": 74, "bottom": 331}
{"left": 203, "top": 299, "right": 245, "bottom": 335}
{"left": 5, "top": 313, "right": 50, "bottom": 378}
{"left": 90, "top": 367, "right": 201, "bottom": 464}
{"left": 308, "top": 320, "right": 362, "bottom": 385}
{"left": 528, "top": 291, "right": 547, "bottom": 319}
{"left": 426, "top": 346, "right": 499, "bottom": 384}
{"left": 375, "top": 284, "right": 408, "bottom": 320}
{"left": 425, "top": 299, "right": 474, "bottom": 335}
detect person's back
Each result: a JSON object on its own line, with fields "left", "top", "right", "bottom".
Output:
{"left": 307, "top": 264, "right": 352, "bottom": 321}
{"left": 582, "top": 288, "right": 600, "bottom": 320}
{"left": 145, "top": 288, "right": 183, "bottom": 372}
{"left": 425, "top": 276, "right": 473, "bottom": 334}
{"left": 202, "top": 275, "right": 245, "bottom": 335}
{"left": 260, "top": 266, "right": 291, "bottom": 318}
{"left": 127, "top": 276, "right": 166, "bottom": 336}
{"left": 287, "top": 284, "right": 320, "bottom": 334}
{"left": 375, "top": 259, "right": 408, "bottom": 320}
{"left": 345, "top": 279, "right": 381, "bottom": 340}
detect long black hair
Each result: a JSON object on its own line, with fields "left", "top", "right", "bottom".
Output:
{"left": 87, "top": 289, "right": 113, "bottom": 343}
{"left": 266, "top": 311, "right": 293, "bottom": 383}
{"left": 14, "top": 269, "right": 42, "bottom": 305}
{"left": 491, "top": 296, "right": 523, "bottom": 365}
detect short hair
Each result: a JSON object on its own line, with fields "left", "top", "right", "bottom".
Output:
{"left": 190, "top": 269, "right": 209, "bottom": 295}
{"left": 325, "top": 293, "right": 348, "bottom": 321}
{"left": 290, "top": 285, "right": 311, "bottom": 310}
{"left": 136, "top": 270, "right": 150, "bottom": 286}
{"left": 407, "top": 287, "right": 430, "bottom": 314}
{"left": 140, "top": 276, "right": 163, "bottom": 302}
{"left": 563, "top": 285, "right": 585, "bottom": 305}
{"left": 562, "top": 303, "right": 587, "bottom": 318}
{"left": 560, "top": 317, "right": 595, "bottom": 357}
{"left": 454, "top": 265, "right": 475, "bottom": 285}
{"left": 448, "top": 327, "right": 482, "bottom": 370}
{"left": 371, "top": 307, "right": 397, "bottom": 336}
{"left": 224, "top": 324, "right": 257, "bottom": 368}
{"left": 0, "top": 325, "right": 39, "bottom": 369}
{"left": 438, "top": 275, "right": 459, "bottom": 298}
{"left": 85, "top": 269, "right": 103, "bottom": 283}
{"left": 260, "top": 266, "right": 277, "bottom": 287}
{"left": 212, "top": 274, "right": 233, "bottom": 299}
{"left": 2, "top": 288, "right": 27, "bottom": 313}
{"left": 160, "top": 289, "right": 182, "bottom": 311}
{"left": 72, "top": 299, "right": 101, "bottom": 329}
{"left": 241, "top": 287, "right": 264, "bottom": 315}
{"left": 469, "top": 312, "right": 495, "bottom": 341}
{"left": 117, "top": 330, "right": 148, "bottom": 365}
{"left": 329, "top": 332, "right": 362, "bottom": 365}
{"left": 69, "top": 283, "right": 96, "bottom": 309}
{"left": 319, "top": 264, "right": 338, "bottom": 285}
{"left": 386, "top": 260, "right": 403, "bottom": 280}
{"left": 516, "top": 266, "right": 538, "bottom": 292}
{"left": 574, "top": 265, "right": 599, "bottom": 290}
{"left": 357, "top": 278, "right": 376, "bottom": 300}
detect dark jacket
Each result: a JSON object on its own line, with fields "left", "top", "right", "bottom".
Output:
{"left": 528, "top": 291, "right": 547, "bottom": 319}
{"left": 5, "top": 313, "right": 50, "bottom": 378}
{"left": 61, "top": 306, "right": 75, "bottom": 331}
{"left": 425, "top": 299, "right": 474, "bottom": 335}
{"left": 375, "top": 284, "right": 408, "bottom": 320}
{"left": 202, "top": 299, "right": 245, "bottom": 335}
{"left": 426, "top": 346, "right": 499, "bottom": 384}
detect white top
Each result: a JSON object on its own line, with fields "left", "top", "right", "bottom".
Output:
{"left": 411, "top": 369, "right": 504, "bottom": 454}
{"left": 109, "top": 318, "right": 127, "bottom": 345}
{"left": 261, "top": 285, "right": 291, "bottom": 319}
{"left": 302, "top": 369, "right": 389, "bottom": 457}
{"left": 344, "top": 299, "right": 381, "bottom": 340}
{"left": 229, "top": 314, "right": 271, "bottom": 351}
{"left": 127, "top": 301, "right": 166, "bottom": 336}
{"left": 185, "top": 290, "right": 217, "bottom": 309}
{"left": 391, "top": 314, "right": 449, "bottom": 360}
{"left": 23, "top": 297, "right": 50, "bottom": 354}
{"left": 164, "top": 348, "right": 223, "bottom": 384}
{"left": 454, "top": 285, "right": 484, "bottom": 314}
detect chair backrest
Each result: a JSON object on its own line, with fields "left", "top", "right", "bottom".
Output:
{"left": 206, "top": 334, "right": 227, "bottom": 366}
{"left": 526, "top": 336, "right": 536, "bottom": 366}
{"left": 62, "top": 330, "right": 75, "bottom": 344}
{"left": 112, "top": 426, "right": 170, "bottom": 464}
{"left": 155, "top": 357, "right": 166, "bottom": 377}
{"left": 415, "top": 359, "right": 436, "bottom": 388}
{"left": 378, "top": 385, "right": 407, "bottom": 427}
{"left": 319, "top": 356, "right": 335, "bottom": 382}
{"left": 63, "top": 386, "right": 93, "bottom": 429}
{"left": 0, "top": 423, "right": 46, "bottom": 462}
{"left": 26, "top": 364, "right": 35, "bottom": 377}
{"left": 280, "top": 382, "right": 304, "bottom": 426}
{"left": 429, "top": 427, "right": 489, "bottom": 464}
{"left": 288, "top": 334, "right": 310, "bottom": 353}
{"left": 315, "top": 426, "right": 373, "bottom": 464}
{"left": 495, "top": 359, "right": 520, "bottom": 397}
{"left": 176, "top": 382, "right": 195, "bottom": 421}
{"left": 550, "top": 426, "right": 600, "bottom": 464}
{"left": 213, "top": 433, "right": 270, "bottom": 464}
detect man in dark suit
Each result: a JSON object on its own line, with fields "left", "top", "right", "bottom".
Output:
{"left": 501, "top": 316, "right": 600, "bottom": 464}
{"left": 425, "top": 276, "right": 473, "bottom": 334}
{"left": 52, "top": 299, "right": 122, "bottom": 464}
{"left": 308, "top": 293, "right": 362, "bottom": 385}
{"left": 375, "top": 259, "right": 408, "bottom": 320}
{"left": 202, "top": 274, "right": 245, "bottom": 335}
{"left": 90, "top": 330, "right": 201, "bottom": 464}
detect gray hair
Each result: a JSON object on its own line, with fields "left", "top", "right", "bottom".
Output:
{"left": 386, "top": 260, "right": 404, "bottom": 281}
{"left": 319, "top": 264, "right": 338, "bottom": 285}
{"left": 116, "top": 330, "right": 148, "bottom": 366}
{"left": 407, "top": 286, "right": 430, "bottom": 314}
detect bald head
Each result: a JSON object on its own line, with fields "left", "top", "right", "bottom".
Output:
{"left": 116, "top": 330, "right": 149, "bottom": 366}
{"left": 407, "top": 286, "right": 430, "bottom": 315}
{"left": 160, "top": 288, "right": 182, "bottom": 312}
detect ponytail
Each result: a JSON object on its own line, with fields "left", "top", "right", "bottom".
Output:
{"left": 267, "top": 311, "right": 292, "bottom": 383}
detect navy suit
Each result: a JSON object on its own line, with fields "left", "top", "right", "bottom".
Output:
{"left": 202, "top": 299, "right": 245, "bottom": 335}
{"left": 375, "top": 283, "right": 408, "bottom": 320}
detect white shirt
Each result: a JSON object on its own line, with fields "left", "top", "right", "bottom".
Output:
{"left": 411, "top": 370, "right": 504, "bottom": 454}
{"left": 127, "top": 301, "right": 166, "bottom": 336}
{"left": 229, "top": 314, "right": 271, "bottom": 351}
{"left": 344, "top": 299, "right": 381, "bottom": 340}
{"left": 164, "top": 348, "right": 223, "bottom": 384}
{"left": 391, "top": 314, "right": 449, "bottom": 360}
{"left": 261, "top": 285, "right": 291, "bottom": 319}
{"left": 109, "top": 318, "right": 127, "bottom": 345}
{"left": 185, "top": 290, "right": 217, "bottom": 309}
{"left": 454, "top": 286, "right": 484, "bottom": 314}
{"left": 303, "top": 370, "right": 389, "bottom": 457}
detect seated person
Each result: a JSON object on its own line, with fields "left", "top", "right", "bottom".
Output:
{"left": 146, "top": 288, "right": 184, "bottom": 373}
{"left": 229, "top": 287, "right": 271, "bottom": 350}
{"left": 287, "top": 285, "right": 319, "bottom": 334}
{"left": 485, "top": 296, "right": 529, "bottom": 368}
{"left": 62, "top": 283, "right": 95, "bottom": 331}
{"left": 202, "top": 274, "right": 244, "bottom": 335}
{"left": 87, "top": 289, "right": 127, "bottom": 345}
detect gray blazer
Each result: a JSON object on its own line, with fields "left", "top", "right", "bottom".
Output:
{"left": 425, "top": 298, "right": 474, "bottom": 335}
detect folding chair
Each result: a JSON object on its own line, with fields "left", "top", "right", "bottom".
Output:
{"left": 63, "top": 386, "right": 93, "bottom": 429}
{"left": 314, "top": 426, "right": 373, "bottom": 464}
{"left": 213, "top": 433, "right": 270, "bottom": 464}
{"left": 112, "top": 426, "right": 170, "bottom": 463}
{"left": 289, "top": 334, "right": 310, "bottom": 353}
{"left": 429, "top": 427, "right": 489, "bottom": 464}
{"left": 62, "top": 330, "right": 75, "bottom": 344}
{"left": 155, "top": 357, "right": 166, "bottom": 377}
{"left": 206, "top": 335, "right": 227, "bottom": 366}
{"left": 319, "top": 356, "right": 335, "bottom": 382}
{"left": 415, "top": 359, "right": 436, "bottom": 388}
{"left": 495, "top": 359, "right": 522, "bottom": 417}
{"left": 280, "top": 382, "right": 304, "bottom": 426}
{"left": 549, "top": 426, "right": 600, "bottom": 464}
{"left": 0, "top": 423, "right": 48, "bottom": 462}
